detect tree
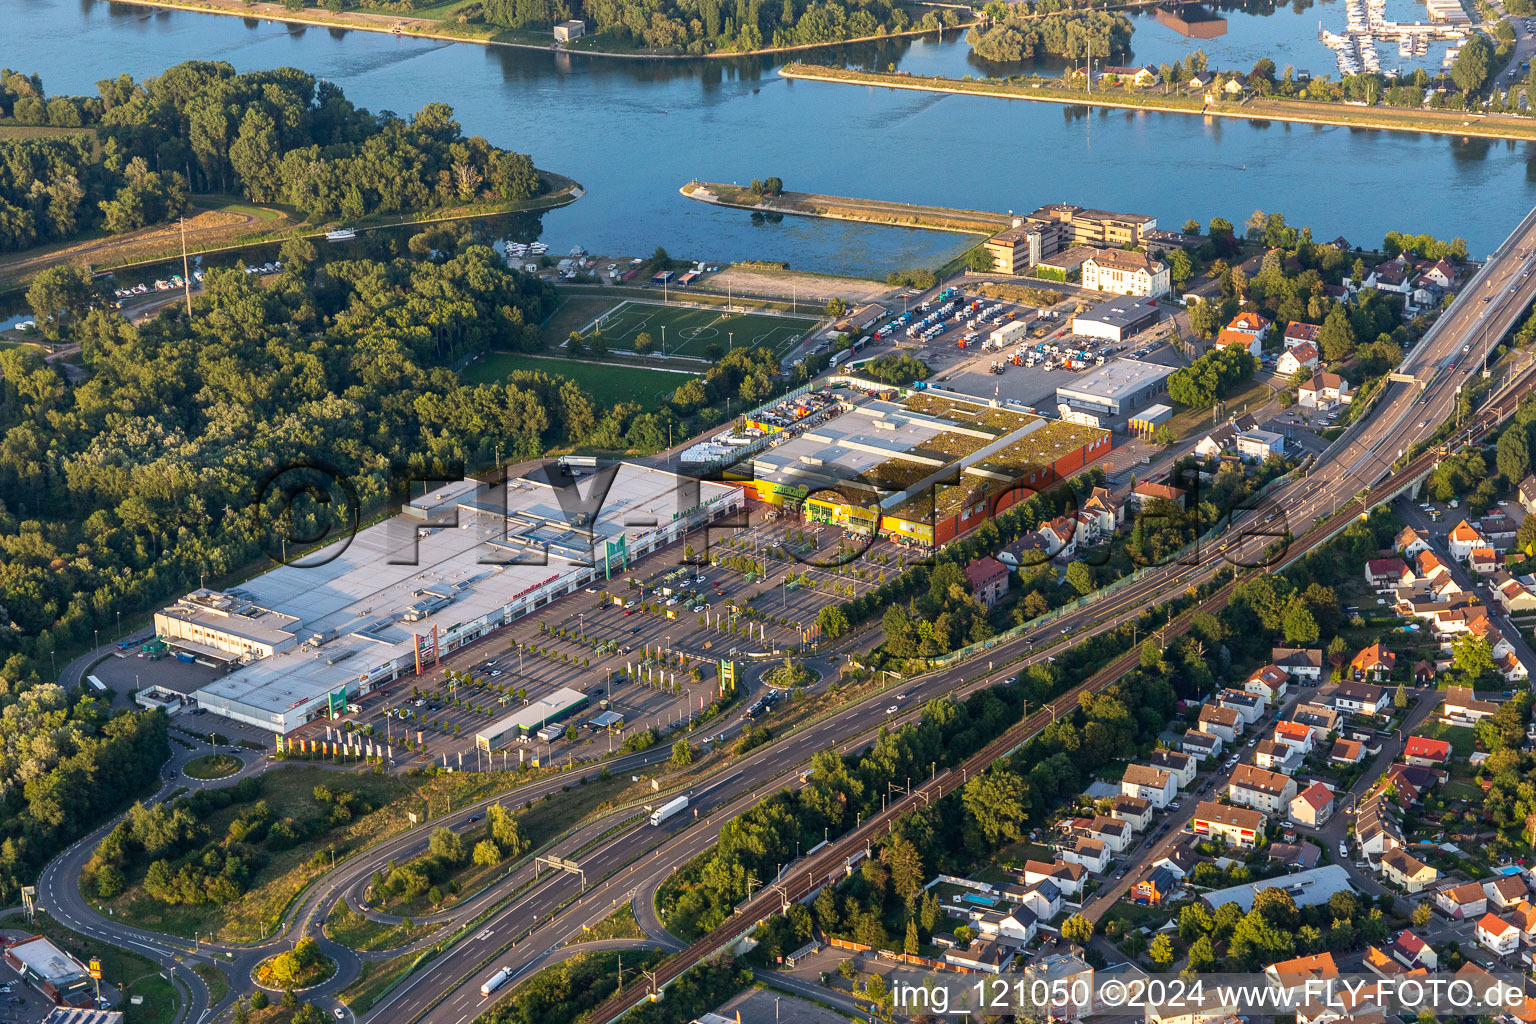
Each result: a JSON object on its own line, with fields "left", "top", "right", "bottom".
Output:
{"left": 1412, "top": 902, "right": 1433, "bottom": 927}
{"left": 964, "top": 246, "right": 996, "bottom": 272}
{"left": 1167, "top": 248, "right": 1193, "bottom": 286}
{"left": 26, "top": 264, "right": 102, "bottom": 340}
{"left": 904, "top": 918, "right": 920, "bottom": 955}
{"left": 634, "top": 332, "right": 655, "bottom": 361}
{"left": 1188, "top": 298, "right": 1220, "bottom": 339}
{"left": 763, "top": 177, "right": 783, "bottom": 196}
{"left": 1186, "top": 935, "right": 1216, "bottom": 972}
{"left": 429, "top": 826, "right": 465, "bottom": 864}
{"left": 1061, "top": 913, "right": 1094, "bottom": 946}
{"left": 473, "top": 840, "right": 501, "bottom": 867}
{"left": 1497, "top": 427, "right": 1530, "bottom": 483}
{"left": 825, "top": 297, "right": 849, "bottom": 318}
{"left": 1282, "top": 603, "right": 1319, "bottom": 645}
{"left": 671, "top": 738, "right": 694, "bottom": 766}
{"left": 1066, "top": 561, "right": 1096, "bottom": 596}
{"left": 1450, "top": 33, "right": 1491, "bottom": 95}
{"left": 1149, "top": 933, "right": 1175, "bottom": 969}
{"left": 961, "top": 769, "right": 1029, "bottom": 847}
{"left": 1394, "top": 683, "right": 1408, "bottom": 708}
{"left": 815, "top": 604, "right": 849, "bottom": 639}
{"left": 1452, "top": 633, "right": 1495, "bottom": 682}
{"left": 1318, "top": 304, "right": 1357, "bottom": 362}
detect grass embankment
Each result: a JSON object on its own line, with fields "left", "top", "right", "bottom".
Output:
{"left": 325, "top": 899, "right": 434, "bottom": 952}
{"left": 183, "top": 753, "right": 242, "bottom": 779}
{"left": 780, "top": 63, "right": 1536, "bottom": 142}
{"left": 339, "top": 951, "right": 432, "bottom": 1012}
{"left": 98, "top": 765, "right": 521, "bottom": 941}
{"left": 0, "top": 912, "right": 178, "bottom": 1024}
{"left": 195, "top": 963, "right": 230, "bottom": 1005}
{"left": 462, "top": 353, "right": 695, "bottom": 405}
{"left": 564, "top": 902, "right": 645, "bottom": 945}
{"left": 683, "top": 180, "right": 1008, "bottom": 235}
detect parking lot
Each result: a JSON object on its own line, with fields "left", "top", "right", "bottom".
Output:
{"left": 277, "top": 500, "right": 900, "bottom": 769}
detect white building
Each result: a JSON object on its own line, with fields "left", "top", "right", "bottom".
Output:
{"left": 1081, "top": 249, "right": 1171, "bottom": 298}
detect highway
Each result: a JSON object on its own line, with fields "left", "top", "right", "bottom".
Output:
{"left": 35, "top": 209, "right": 1536, "bottom": 1024}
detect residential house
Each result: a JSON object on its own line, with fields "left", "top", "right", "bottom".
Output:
{"left": 1272, "top": 720, "right": 1316, "bottom": 754}
{"left": 1272, "top": 648, "right": 1324, "bottom": 682}
{"left": 1416, "top": 550, "right": 1457, "bottom": 595}
{"left": 1479, "top": 512, "right": 1517, "bottom": 549}
{"left": 1484, "top": 875, "right": 1531, "bottom": 910}
{"left": 1246, "top": 664, "right": 1292, "bottom": 702}
{"left": 1449, "top": 520, "right": 1489, "bottom": 562}
{"left": 1380, "top": 848, "right": 1438, "bottom": 893}
{"left": 1492, "top": 572, "right": 1536, "bottom": 614}
{"left": 1365, "top": 558, "right": 1413, "bottom": 592}
{"left": 1413, "top": 660, "right": 1436, "bottom": 685}
{"left": 1193, "top": 414, "right": 1260, "bottom": 460}
{"left": 1519, "top": 474, "right": 1536, "bottom": 515}
{"left": 1182, "top": 729, "right": 1224, "bottom": 761}
{"left": 1277, "top": 341, "right": 1319, "bottom": 377}
{"left": 1022, "top": 859, "right": 1085, "bottom": 898}
{"left": 1198, "top": 704, "right": 1243, "bottom": 745}
{"left": 1402, "top": 736, "right": 1451, "bottom": 768}
{"left": 1132, "top": 865, "right": 1178, "bottom": 905}
{"left": 1298, "top": 372, "right": 1351, "bottom": 410}
{"left": 1130, "top": 481, "right": 1189, "bottom": 510}
{"left": 1192, "top": 801, "right": 1265, "bottom": 848}
{"left": 1290, "top": 781, "right": 1335, "bottom": 826}
{"left": 964, "top": 556, "right": 1011, "bottom": 608}
{"left": 1470, "top": 548, "right": 1500, "bottom": 575}
{"left": 1147, "top": 748, "right": 1198, "bottom": 788}
{"left": 1335, "top": 680, "right": 1392, "bottom": 715}
{"left": 1348, "top": 648, "right": 1397, "bottom": 685}
{"left": 1082, "top": 487, "right": 1123, "bottom": 535}
{"left": 945, "top": 939, "right": 1012, "bottom": 974}
{"left": 998, "top": 533, "right": 1051, "bottom": 569}
{"left": 1121, "top": 764, "right": 1177, "bottom": 808}
{"left": 1390, "top": 929, "right": 1438, "bottom": 970}
{"left": 1330, "top": 738, "right": 1365, "bottom": 765}
{"left": 1088, "top": 815, "right": 1133, "bottom": 854}
{"left": 1363, "top": 945, "right": 1414, "bottom": 978}
{"left": 1421, "top": 259, "right": 1457, "bottom": 289}
{"left": 1505, "top": 902, "right": 1536, "bottom": 947}
{"left": 1214, "top": 327, "right": 1263, "bottom": 360}
{"left": 1226, "top": 311, "right": 1272, "bottom": 343}
{"left": 1256, "top": 738, "right": 1305, "bottom": 773}
{"left": 976, "top": 906, "right": 1039, "bottom": 946}
{"left": 1151, "top": 838, "right": 1202, "bottom": 879}
{"left": 1111, "top": 795, "right": 1154, "bottom": 833}
{"left": 1228, "top": 764, "right": 1298, "bottom": 814}
{"left": 1268, "top": 842, "right": 1322, "bottom": 872}
{"left": 1503, "top": 651, "right": 1533, "bottom": 684}
{"left": 1477, "top": 913, "right": 1520, "bottom": 957}
{"left": 1218, "top": 689, "right": 1265, "bottom": 728}
{"left": 1038, "top": 516, "right": 1080, "bottom": 560}
{"left": 1265, "top": 952, "right": 1340, "bottom": 991}
{"left": 1382, "top": 762, "right": 1443, "bottom": 806}
{"left": 1101, "top": 64, "right": 1161, "bottom": 87}
{"left": 1188, "top": 71, "right": 1216, "bottom": 90}
{"left": 1396, "top": 526, "right": 1432, "bottom": 559}
{"left": 1356, "top": 806, "right": 1403, "bottom": 858}
{"left": 1058, "top": 835, "right": 1110, "bottom": 874}
{"left": 1444, "top": 685, "right": 1499, "bottom": 724}
{"left": 1289, "top": 703, "right": 1340, "bottom": 741}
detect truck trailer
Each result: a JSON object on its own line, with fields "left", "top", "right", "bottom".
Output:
{"left": 649, "top": 795, "right": 688, "bottom": 826}
{"left": 480, "top": 967, "right": 514, "bottom": 996}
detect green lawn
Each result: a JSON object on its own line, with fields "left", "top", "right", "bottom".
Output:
{"left": 339, "top": 950, "right": 431, "bottom": 1012}
{"left": 540, "top": 296, "right": 625, "bottom": 348}
{"left": 463, "top": 352, "right": 696, "bottom": 406}
{"left": 575, "top": 300, "right": 820, "bottom": 361}
{"left": 1415, "top": 720, "right": 1477, "bottom": 759}
{"left": 194, "top": 963, "right": 229, "bottom": 1005}
{"left": 325, "top": 899, "right": 434, "bottom": 952}
{"left": 183, "top": 753, "right": 241, "bottom": 779}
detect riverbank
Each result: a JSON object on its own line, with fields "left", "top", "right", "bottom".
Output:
{"left": 0, "top": 172, "right": 583, "bottom": 292}
{"left": 780, "top": 63, "right": 1536, "bottom": 143}
{"left": 681, "top": 181, "right": 1007, "bottom": 235}
{"left": 105, "top": 0, "right": 975, "bottom": 61}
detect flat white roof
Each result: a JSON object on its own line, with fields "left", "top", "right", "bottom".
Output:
{"left": 7, "top": 937, "right": 86, "bottom": 984}
{"left": 752, "top": 397, "right": 951, "bottom": 490}
{"left": 195, "top": 465, "right": 736, "bottom": 719}
{"left": 1200, "top": 865, "right": 1353, "bottom": 912}
{"left": 1057, "top": 358, "right": 1175, "bottom": 401}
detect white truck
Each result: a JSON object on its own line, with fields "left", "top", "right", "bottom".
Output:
{"left": 650, "top": 795, "right": 689, "bottom": 826}
{"left": 480, "top": 967, "right": 514, "bottom": 996}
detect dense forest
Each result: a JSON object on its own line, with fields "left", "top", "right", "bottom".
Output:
{"left": 0, "top": 62, "right": 544, "bottom": 252}
{"left": 0, "top": 690, "right": 167, "bottom": 895}
{"left": 480, "top": 0, "right": 951, "bottom": 52}
{"left": 967, "top": 9, "right": 1130, "bottom": 62}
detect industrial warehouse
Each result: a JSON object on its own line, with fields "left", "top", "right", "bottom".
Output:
{"left": 733, "top": 381, "right": 1110, "bottom": 547}
{"left": 162, "top": 463, "right": 741, "bottom": 734}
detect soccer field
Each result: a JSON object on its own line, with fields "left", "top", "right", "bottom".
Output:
{"left": 578, "top": 301, "right": 822, "bottom": 361}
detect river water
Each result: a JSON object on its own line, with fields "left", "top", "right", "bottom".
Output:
{"left": 13, "top": 0, "right": 1536, "bottom": 270}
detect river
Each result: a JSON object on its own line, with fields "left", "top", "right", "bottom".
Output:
{"left": 13, "top": 0, "right": 1536, "bottom": 269}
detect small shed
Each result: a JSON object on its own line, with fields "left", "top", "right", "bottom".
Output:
{"left": 554, "top": 19, "right": 586, "bottom": 41}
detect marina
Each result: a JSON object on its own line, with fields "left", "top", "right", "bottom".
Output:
{"left": 1319, "top": 0, "right": 1469, "bottom": 78}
